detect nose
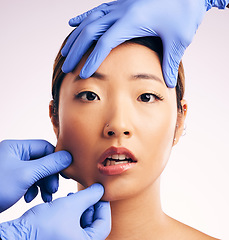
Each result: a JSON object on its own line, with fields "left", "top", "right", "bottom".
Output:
{"left": 103, "top": 124, "right": 132, "bottom": 138}
{"left": 103, "top": 106, "right": 133, "bottom": 139}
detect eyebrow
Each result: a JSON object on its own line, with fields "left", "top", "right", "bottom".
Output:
{"left": 73, "top": 72, "right": 163, "bottom": 83}
{"left": 130, "top": 74, "right": 163, "bottom": 83}
{"left": 73, "top": 72, "right": 106, "bottom": 82}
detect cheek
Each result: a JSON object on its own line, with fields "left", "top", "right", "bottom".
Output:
{"left": 58, "top": 98, "right": 101, "bottom": 146}
{"left": 55, "top": 103, "right": 101, "bottom": 182}
{"left": 138, "top": 101, "right": 177, "bottom": 171}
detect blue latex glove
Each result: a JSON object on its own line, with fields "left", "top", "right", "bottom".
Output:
{"left": 0, "top": 184, "right": 111, "bottom": 240}
{"left": 0, "top": 140, "right": 72, "bottom": 213}
{"left": 61, "top": 0, "right": 229, "bottom": 88}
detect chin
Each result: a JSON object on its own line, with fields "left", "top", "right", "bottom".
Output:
{"left": 99, "top": 178, "right": 143, "bottom": 202}
{"left": 100, "top": 187, "right": 126, "bottom": 202}
{"left": 76, "top": 176, "right": 140, "bottom": 202}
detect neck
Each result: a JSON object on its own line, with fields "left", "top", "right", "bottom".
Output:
{"left": 106, "top": 178, "right": 167, "bottom": 240}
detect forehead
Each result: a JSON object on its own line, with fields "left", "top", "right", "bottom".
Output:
{"left": 70, "top": 42, "right": 165, "bottom": 85}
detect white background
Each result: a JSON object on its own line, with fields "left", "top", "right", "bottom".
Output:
{"left": 0, "top": 1, "right": 228, "bottom": 239}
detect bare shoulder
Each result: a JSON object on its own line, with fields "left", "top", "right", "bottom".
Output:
{"left": 165, "top": 215, "right": 219, "bottom": 240}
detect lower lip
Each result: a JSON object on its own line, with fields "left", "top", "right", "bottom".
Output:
{"left": 98, "top": 162, "right": 137, "bottom": 176}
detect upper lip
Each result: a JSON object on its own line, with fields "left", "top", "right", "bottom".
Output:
{"left": 98, "top": 146, "right": 137, "bottom": 164}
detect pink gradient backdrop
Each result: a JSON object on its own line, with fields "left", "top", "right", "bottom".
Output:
{"left": 0, "top": 1, "right": 228, "bottom": 239}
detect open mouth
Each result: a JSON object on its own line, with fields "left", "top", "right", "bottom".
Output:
{"left": 102, "top": 154, "right": 137, "bottom": 166}
{"left": 98, "top": 146, "right": 137, "bottom": 175}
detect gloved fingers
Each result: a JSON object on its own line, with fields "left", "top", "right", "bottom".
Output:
{"left": 0, "top": 139, "right": 54, "bottom": 160}
{"left": 62, "top": 12, "right": 117, "bottom": 74}
{"left": 80, "top": 205, "right": 94, "bottom": 228}
{"left": 69, "top": 1, "right": 117, "bottom": 27}
{"left": 85, "top": 201, "right": 111, "bottom": 239}
{"left": 62, "top": 9, "right": 109, "bottom": 58}
{"left": 40, "top": 187, "right": 52, "bottom": 202}
{"left": 37, "top": 174, "right": 59, "bottom": 196}
{"left": 28, "top": 150, "right": 72, "bottom": 183}
{"left": 25, "top": 140, "right": 54, "bottom": 160}
{"left": 24, "top": 184, "right": 38, "bottom": 203}
{"left": 93, "top": 201, "right": 111, "bottom": 222}
{"left": 69, "top": 183, "right": 104, "bottom": 213}
{"left": 80, "top": 15, "right": 154, "bottom": 78}
{"left": 161, "top": 38, "right": 185, "bottom": 88}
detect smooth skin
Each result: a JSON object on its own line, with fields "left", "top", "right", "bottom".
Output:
{"left": 50, "top": 42, "right": 218, "bottom": 239}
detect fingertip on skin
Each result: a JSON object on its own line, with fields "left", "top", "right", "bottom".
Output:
{"left": 76, "top": 183, "right": 105, "bottom": 203}
{"left": 163, "top": 67, "right": 177, "bottom": 88}
{"left": 80, "top": 43, "right": 110, "bottom": 79}
{"left": 61, "top": 60, "right": 74, "bottom": 74}
{"left": 80, "top": 62, "right": 95, "bottom": 79}
{"left": 88, "top": 183, "right": 105, "bottom": 195}
{"left": 55, "top": 150, "right": 72, "bottom": 168}
{"left": 79, "top": 52, "right": 96, "bottom": 79}
{"left": 165, "top": 77, "right": 176, "bottom": 88}
{"left": 79, "top": 70, "right": 87, "bottom": 79}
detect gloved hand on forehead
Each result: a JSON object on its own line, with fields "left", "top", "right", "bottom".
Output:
{"left": 61, "top": 0, "right": 229, "bottom": 88}
{"left": 0, "top": 184, "right": 111, "bottom": 240}
{"left": 0, "top": 139, "right": 72, "bottom": 213}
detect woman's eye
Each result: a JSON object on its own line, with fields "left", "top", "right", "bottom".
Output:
{"left": 138, "top": 93, "right": 157, "bottom": 103}
{"left": 75, "top": 91, "right": 100, "bottom": 101}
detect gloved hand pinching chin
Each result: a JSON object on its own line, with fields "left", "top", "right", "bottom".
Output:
{"left": 0, "top": 139, "right": 72, "bottom": 213}
{"left": 0, "top": 184, "right": 111, "bottom": 240}
{"left": 61, "top": 0, "right": 229, "bottom": 88}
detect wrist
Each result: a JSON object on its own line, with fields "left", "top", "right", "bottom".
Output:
{"left": 0, "top": 219, "right": 30, "bottom": 240}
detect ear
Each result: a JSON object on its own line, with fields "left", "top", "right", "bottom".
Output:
{"left": 173, "top": 99, "right": 188, "bottom": 146}
{"left": 49, "top": 100, "right": 59, "bottom": 138}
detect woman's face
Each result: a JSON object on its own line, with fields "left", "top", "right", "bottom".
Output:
{"left": 52, "top": 43, "right": 186, "bottom": 201}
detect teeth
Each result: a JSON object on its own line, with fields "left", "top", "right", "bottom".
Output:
{"left": 104, "top": 159, "right": 130, "bottom": 166}
{"left": 114, "top": 160, "right": 129, "bottom": 165}
{"left": 111, "top": 154, "right": 119, "bottom": 160}
{"left": 118, "top": 154, "right": 126, "bottom": 160}
{"left": 108, "top": 154, "right": 130, "bottom": 160}
{"left": 103, "top": 154, "right": 134, "bottom": 166}
{"left": 106, "top": 160, "right": 111, "bottom": 166}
